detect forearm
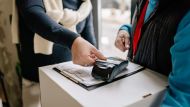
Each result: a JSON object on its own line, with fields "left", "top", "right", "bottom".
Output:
{"left": 17, "top": 0, "right": 79, "bottom": 48}
{"left": 161, "top": 12, "right": 190, "bottom": 106}
{"left": 161, "top": 46, "right": 190, "bottom": 107}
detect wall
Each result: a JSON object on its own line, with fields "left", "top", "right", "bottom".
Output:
{"left": 0, "top": 0, "right": 22, "bottom": 106}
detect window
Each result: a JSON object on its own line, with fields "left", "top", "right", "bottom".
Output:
{"left": 99, "top": 0, "right": 131, "bottom": 59}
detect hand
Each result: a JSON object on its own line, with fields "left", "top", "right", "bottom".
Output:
{"left": 115, "top": 30, "right": 130, "bottom": 52}
{"left": 71, "top": 37, "right": 106, "bottom": 66}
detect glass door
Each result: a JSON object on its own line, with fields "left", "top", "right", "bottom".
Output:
{"left": 100, "top": 0, "right": 131, "bottom": 59}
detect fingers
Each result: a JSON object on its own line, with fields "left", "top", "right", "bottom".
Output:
{"left": 115, "top": 37, "right": 127, "bottom": 52}
{"left": 115, "top": 30, "right": 130, "bottom": 51}
{"left": 89, "top": 54, "right": 98, "bottom": 60}
{"left": 73, "top": 56, "right": 95, "bottom": 66}
{"left": 91, "top": 48, "right": 107, "bottom": 60}
{"left": 84, "top": 56, "right": 96, "bottom": 66}
{"left": 124, "top": 37, "right": 130, "bottom": 50}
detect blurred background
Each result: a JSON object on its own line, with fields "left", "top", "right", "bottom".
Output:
{"left": 0, "top": 0, "right": 134, "bottom": 107}
{"left": 100, "top": 0, "right": 131, "bottom": 59}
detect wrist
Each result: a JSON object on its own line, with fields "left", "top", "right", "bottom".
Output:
{"left": 71, "top": 37, "right": 83, "bottom": 51}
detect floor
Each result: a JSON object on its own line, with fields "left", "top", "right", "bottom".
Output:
{"left": 22, "top": 80, "right": 41, "bottom": 107}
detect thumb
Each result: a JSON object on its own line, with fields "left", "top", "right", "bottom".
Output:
{"left": 91, "top": 48, "right": 107, "bottom": 60}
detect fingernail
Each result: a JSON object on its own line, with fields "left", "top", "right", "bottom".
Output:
{"left": 125, "top": 44, "right": 130, "bottom": 48}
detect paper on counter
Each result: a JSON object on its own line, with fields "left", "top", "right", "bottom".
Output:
{"left": 54, "top": 61, "right": 143, "bottom": 86}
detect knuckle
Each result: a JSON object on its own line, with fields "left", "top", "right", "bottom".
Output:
{"left": 124, "top": 33, "right": 130, "bottom": 38}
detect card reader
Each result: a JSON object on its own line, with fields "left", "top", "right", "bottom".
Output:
{"left": 91, "top": 57, "right": 128, "bottom": 82}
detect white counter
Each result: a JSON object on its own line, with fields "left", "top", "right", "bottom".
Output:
{"left": 39, "top": 63, "right": 168, "bottom": 107}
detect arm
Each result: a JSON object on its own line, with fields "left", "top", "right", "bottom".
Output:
{"left": 161, "top": 11, "right": 190, "bottom": 107}
{"left": 80, "top": 13, "right": 97, "bottom": 47}
{"left": 17, "top": 0, "right": 79, "bottom": 48}
{"left": 17, "top": 0, "right": 106, "bottom": 66}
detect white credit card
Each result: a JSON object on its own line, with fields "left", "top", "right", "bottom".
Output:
{"left": 96, "top": 57, "right": 125, "bottom": 65}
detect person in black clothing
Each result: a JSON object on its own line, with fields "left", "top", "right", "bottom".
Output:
{"left": 16, "top": 0, "right": 106, "bottom": 82}
{"left": 115, "top": 0, "right": 190, "bottom": 106}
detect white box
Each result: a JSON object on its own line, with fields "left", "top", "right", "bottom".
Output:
{"left": 39, "top": 63, "right": 168, "bottom": 107}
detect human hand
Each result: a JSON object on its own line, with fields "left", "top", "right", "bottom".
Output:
{"left": 115, "top": 30, "right": 130, "bottom": 52}
{"left": 71, "top": 37, "right": 106, "bottom": 66}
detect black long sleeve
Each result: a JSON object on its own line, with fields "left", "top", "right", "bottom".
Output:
{"left": 17, "top": 0, "right": 79, "bottom": 48}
